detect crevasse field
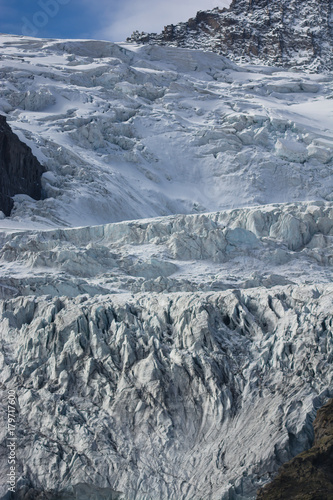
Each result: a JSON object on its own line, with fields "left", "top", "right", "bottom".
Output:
{"left": 0, "top": 35, "right": 332, "bottom": 500}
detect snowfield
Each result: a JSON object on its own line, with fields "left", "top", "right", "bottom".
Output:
{"left": 0, "top": 36, "right": 332, "bottom": 228}
{"left": 0, "top": 34, "right": 332, "bottom": 500}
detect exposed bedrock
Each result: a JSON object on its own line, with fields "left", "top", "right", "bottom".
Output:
{"left": 0, "top": 115, "right": 45, "bottom": 216}
{"left": 257, "top": 398, "right": 333, "bottom": 500}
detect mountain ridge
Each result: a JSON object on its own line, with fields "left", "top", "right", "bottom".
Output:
{"left": 127, "top": 0, "right": 333, "bottom": 71}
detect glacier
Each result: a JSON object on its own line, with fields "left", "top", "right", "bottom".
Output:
{"left": 0, "top": 285, "right": 332, "bottom": 499}
{"left": 0, "top": 36, "right": 332, "bottom": 228}
{"left": 0, "top": 32, "right": 332, "bottom": 500}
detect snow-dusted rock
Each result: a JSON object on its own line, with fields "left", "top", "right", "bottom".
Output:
{"left": 127, "top": 0, "right": 333, "bottom": 71}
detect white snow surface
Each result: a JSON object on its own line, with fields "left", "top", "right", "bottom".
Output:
{"left": 0, "top": 34, "right": 332, "bottom": 500}
{"left": 0, "top": 35, "right": 332, "bottom": 228}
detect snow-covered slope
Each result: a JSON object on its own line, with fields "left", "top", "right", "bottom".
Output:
{"left": 0, "top": 35, "right": 332, "bottom": 228}
{"left": 0, "top": 32, "right": 332, "bottom": 500}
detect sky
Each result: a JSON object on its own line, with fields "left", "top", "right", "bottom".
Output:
{"left": 0, "top": 0, "right": 231, "bottom": 42}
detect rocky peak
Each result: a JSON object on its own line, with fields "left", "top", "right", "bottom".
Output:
{"left": 127, "top": 0, "right": 333, "bottom": 70}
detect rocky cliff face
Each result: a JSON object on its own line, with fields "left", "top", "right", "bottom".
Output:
{"left": 0, "top": 115, "right": 45, "bottom": 216}
{"left": 257, "top": 398, "right": 333, "bottom": 499}
{"left": 127, "top": 0, "right": 333, "bottom": 70}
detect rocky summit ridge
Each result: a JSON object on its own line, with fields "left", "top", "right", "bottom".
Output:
{"left": 127, "top": 0, "right": 333, "bottom": 71}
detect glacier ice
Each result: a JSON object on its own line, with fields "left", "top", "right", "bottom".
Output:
{"left": 0, "top": 35, "right": 331, "bottom": 228}
{"left": 0, "top": 285, "right": 332, "bottom": 499}
{"left": 0, "top": 33, "right": 332, "bottom": 500}
{"left": 0, "top": 202, "right": 332, "bottom": 499}
{"left": 0, "top": 201, "right": 332, "bottom": 298}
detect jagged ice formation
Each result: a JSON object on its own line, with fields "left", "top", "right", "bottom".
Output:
{"left": 0, "top": 24, "right": 332, "bottom": 500}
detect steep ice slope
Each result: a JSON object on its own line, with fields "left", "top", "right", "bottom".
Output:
{"left": 0, "top": 201, "right": 332, "bottom": 499}
{"left": 0, "top": 201, "right": 332, "bottom": 299}
{"left": 0, "top": 285, "right": 332, "bottom": 500}
{"left": 0, "top": 35, "right": 332, "bottom": 228}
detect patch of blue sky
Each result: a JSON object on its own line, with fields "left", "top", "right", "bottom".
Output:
{"left": 0, "top": 0, "right": 232, "bottom": 42}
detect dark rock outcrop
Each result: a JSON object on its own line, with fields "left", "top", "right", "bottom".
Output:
{"left": 257, "top": 398, "right": 333, "bottom": 500}
{"left": 0, "top": 115, "right": 45, "bottom": 216}
{"left": 127, "top": 0, "right": 333, "bottom": 70}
